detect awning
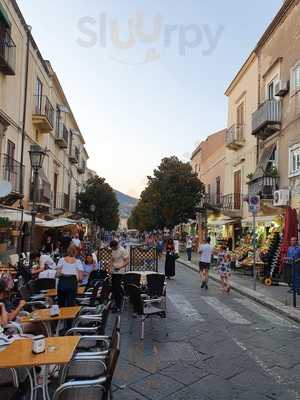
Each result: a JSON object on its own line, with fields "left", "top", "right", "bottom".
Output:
{"left": 0, "top": 209, "right": 44, "bottom": 223}
{"left": 36, "top": 218, "right": 78, "bottom": 228}
{"left": 208, "top": 218, "right": 235, "bottom": 227}
{"left": 242, "top": 215, "right": 282, "bottom": 226}
{"left": 253, "top": 143, "right": 276, "bottom": 179}
{"left": 0, "top": 3, "right": 11, "bottom": 28}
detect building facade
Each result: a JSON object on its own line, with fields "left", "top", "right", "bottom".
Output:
{"left": 0, "top": 0, "right": 92, "bottom": 257}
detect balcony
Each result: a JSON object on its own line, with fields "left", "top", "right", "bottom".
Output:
{"left": 30, "top": 180, "right": 51, "bottom": 211}
{"left": 55, "top": 124, "right": 68, "bottom": 149}
{"left": 1, "top": 154, "right": 24, "bottom": 205}
{"left": 69, "top": 146, "right": 79, "bottom": 164}
{"left": 52, "top": 192, "right": 65, "bottom": 214}
{"left": 77, "top": 161, "right": 86, "bottom": 174}
{"left": 252, "top": 100, "right": 281, "bottom": 139}
{"left": 32, "top": 95, "right": 54, "bottom": 133}
{"left": 248, "top": 176, "right": 279, "bottom": 199}
{"left": 221, "top": 193, "right": 243, "bottom": 212}
{"left": 226, "top": 124, "right": 245, "bottom": 150}
{"left": 0, "top": 31, "right": 16, "bottom": 75}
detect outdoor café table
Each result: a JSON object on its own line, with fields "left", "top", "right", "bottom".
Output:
{"left": 20, "top": 306, "right": 82, "bottom": 336}
{"left": 45, "top": 286, "right": 85, "bottom": 297}
{"left": 0, "top": 336, "right": 80, "bottom": 400}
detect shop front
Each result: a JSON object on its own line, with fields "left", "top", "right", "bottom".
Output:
{"left": 207, "top": 215, "right": 241, "bottom": 250}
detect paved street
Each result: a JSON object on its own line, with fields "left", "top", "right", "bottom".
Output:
{"left": 113, "top": 261, "right": 300, "bottom": 400}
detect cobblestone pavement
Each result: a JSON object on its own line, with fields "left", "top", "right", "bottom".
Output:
{"left": 113, "top": 261, "right": 300, "bottom": 400}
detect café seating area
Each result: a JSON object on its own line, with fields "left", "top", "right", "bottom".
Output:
{"left": 0, "top": 269, "right": 167, "bottom": 400}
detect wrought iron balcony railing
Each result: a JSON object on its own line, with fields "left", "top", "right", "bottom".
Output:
{"left": 252, "top": 100, "right": 281, "bottom": 139}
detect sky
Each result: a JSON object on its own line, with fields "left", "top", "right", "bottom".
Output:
{"left": 17, "top": 0, "right": 282, "bottom": 198}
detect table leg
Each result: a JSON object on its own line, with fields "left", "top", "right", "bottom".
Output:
{"left": 24, "top": 367, "right": 34, "bottom": 400}
{"left": 42, "top": 365, "right": 51, "bottom": 400}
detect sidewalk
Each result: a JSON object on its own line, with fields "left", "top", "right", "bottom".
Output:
{"left": 178, "top": 252, "right": 300, "bottom": 324}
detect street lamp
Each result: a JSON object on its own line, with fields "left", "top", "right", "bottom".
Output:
{"left": 29, "top": 144, "right": 46, "bottom": 249}
{"left": 90, "top": 204, "right": 96, "bottom": 248}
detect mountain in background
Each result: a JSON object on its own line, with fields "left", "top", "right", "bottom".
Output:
{"left": 114, "top": 190, "right": 138, "bottom": 218}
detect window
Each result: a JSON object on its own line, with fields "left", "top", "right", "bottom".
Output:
{"left": 55, "top": 105, "right": 61, "bottom": 133}
{"left": 291, "top": 63, "right": 300, "bottom": 95}
{"left": 268, "top": 81, "right": 275, "bottom": 100}
{"left": 35, "top": 78, "right": 43, "bottom": 113}
{"left": 289, "top": 144, "right": 300, "bottom": 177}
{"left": 216, "top": 177, "right": 221, "bottom": 205}
{"left": 236, "top": 102, "right": 244, "bottom": 140}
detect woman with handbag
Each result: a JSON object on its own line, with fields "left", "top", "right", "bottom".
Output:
{"left": 165, "top": 238, "right": 177, "bottom": 279}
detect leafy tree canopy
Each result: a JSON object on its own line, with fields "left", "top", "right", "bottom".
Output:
{"left": 128, "top": 156, "right": 204, "bottom": 231}
{"left": 78, "top": 176, "right": 119, "bottom": 230}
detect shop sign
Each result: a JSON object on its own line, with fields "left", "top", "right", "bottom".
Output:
{"left": 248, "top": 195, "right": 260, "bottom": 214}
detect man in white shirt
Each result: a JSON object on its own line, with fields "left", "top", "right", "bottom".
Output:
{"left": 198, "top": 237, "right": 213, "bottom": 290}
{"left": 110, "top": 240, "right": 129, "bottom": 313}
{"left": 186, "top": 237, "right": 193, "bottom": 262}
{"left": 31, "top": 251, "right": 56, "bottom": 276}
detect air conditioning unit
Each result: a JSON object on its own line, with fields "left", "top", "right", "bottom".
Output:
{"left": 273, "top": 189, "right": 290, "bottom": 206}
{"left": 275, "top": 80, "right": 289, "bottom": 97}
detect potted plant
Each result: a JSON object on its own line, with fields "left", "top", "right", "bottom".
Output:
{"left": 10, "top": 227, "right": 20, "bottom": 237}
{"left": 0, "top": 217, "right": 11, "bottom": 233}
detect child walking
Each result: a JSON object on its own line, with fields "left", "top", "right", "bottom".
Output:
{"left": 217, "top": 252, "right": 232, "bottom": 294}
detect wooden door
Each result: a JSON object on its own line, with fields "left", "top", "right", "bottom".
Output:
{"left": 234, "top": 171, "right": 241, "bottom": 209}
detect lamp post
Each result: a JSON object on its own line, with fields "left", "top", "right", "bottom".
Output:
{"left": 29, "top": 145, "right": 46, "bottom": 250}
{"left": 90, "top": 204, "right": 96, "bottom": 249}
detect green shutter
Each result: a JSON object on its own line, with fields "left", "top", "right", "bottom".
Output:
{"left": 0, "top": 2, "right": 11, "bottom": 28}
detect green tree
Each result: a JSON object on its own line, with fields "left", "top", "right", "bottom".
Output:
{"left": 77, "top": 176, "right": 119, "bottom": 230}
{"left": 129, "top": 156, "right": 204, "bottom": 230}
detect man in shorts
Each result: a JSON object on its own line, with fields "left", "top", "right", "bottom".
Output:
{"left": 198, "top": 237, "right": 213, "bottom": 290}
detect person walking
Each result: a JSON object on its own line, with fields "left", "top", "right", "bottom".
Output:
{"left": 110, "top": 240, "right": 129, "bottom": 313}
{"left": 287, "top": 237, "right": 300, "bottom": 295}
{"left": 198, "top": 237, "right": 213, "bottom": 289}
{"left": 165, "top": 238, "right": 176, "bottom": 279}
{"left": 186, "top": 236, "right": 193, "bottom": 262}
{"left": 217, "top": 252, "right": 232, "bottom": 294}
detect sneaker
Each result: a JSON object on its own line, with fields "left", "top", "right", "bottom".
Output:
{"left": 132, "top": 312, "right": 138, "bottom": 318}
{"left": 201, "top": 282, "right": 205, "bottom": 289}
{"left": 205, "top": 283, "right": 208, "bottom": 290}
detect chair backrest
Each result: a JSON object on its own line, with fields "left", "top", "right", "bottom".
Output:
{"left": 89, "top": 280, "right": 104, "bottom": 307}
{"left": 98, "top": 278, "right": 112, "bottom": 305}
{"left": 110, "top": 315, "right": 121, "bottom": 349}
{"left": 147, "top": 273, "right": 165, "bottom": 297}
{"left": 19, "top": 284, "right": 32, "bottom": 301}
{"left": 35, "top": 278, "right": 56, "bottom": 291}
{"left": 123, "top": 273, "right": 141, "bottom": 296}
{"left": 106, "top": 332, "right": 121, "bottom": 388}
{"left": 126, "top": 284, "right": 143, "bottom": 315}
{"left": 97, "top": 300, "right": 111, "bottom": 335}
{"left": 87, "top": 269, "right": 108, "bottom": 287}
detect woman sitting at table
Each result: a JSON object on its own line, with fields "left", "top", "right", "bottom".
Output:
{"left": 82, "top": 254, "right": 101, "bottom": 286}
{"left": 56, "top": 245, "right": 83, "bottom": 307}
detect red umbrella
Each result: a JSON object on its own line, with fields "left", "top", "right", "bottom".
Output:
{"left": 279, "top": 207, "right": 298, "bottom": 272}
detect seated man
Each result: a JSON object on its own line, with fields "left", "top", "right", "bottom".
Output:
{"left": 31, "top": 251, "right": 57, "bottom": 278}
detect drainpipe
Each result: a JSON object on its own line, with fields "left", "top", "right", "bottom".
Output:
{"left": 18, "top": 25, "right": 31, "bottom": 255}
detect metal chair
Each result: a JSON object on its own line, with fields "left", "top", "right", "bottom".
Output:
{"left": 127, "top": 284, "right": 166, "bottom": 340}
{"left": 122, "top": 272, "right": 141, "bottom": 311}
{"left": 57, "top": 332, "right": 121, "bottom": 400}
{"left": 34, "top": 278, "right": 56, "bottom": 291}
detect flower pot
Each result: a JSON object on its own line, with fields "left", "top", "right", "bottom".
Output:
{"left": 0, "top": 242, "right": 7, "bottom": 252}
{"left": 11, "top": 230, "right": 20, "bottom": 237}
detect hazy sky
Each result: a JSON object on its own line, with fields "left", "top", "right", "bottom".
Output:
{"left": 18, "top": 0, "right": 282, "bottom": 198}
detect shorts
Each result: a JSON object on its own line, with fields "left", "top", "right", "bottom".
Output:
{"left": 199, "top": 262, "right": 210, "bottom": 271}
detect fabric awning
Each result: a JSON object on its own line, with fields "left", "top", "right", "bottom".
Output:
{"left": 0, "top": 3, "right": 11, "bottom": 28}
{"left": 253, "top": 143, "right": 276, "bottom": 179}
{"left": 0, "top": 208, "right": 44, "bottom": 223}
{"left": 208, "top": 218, "right": 235, "bottom": 226}
{"left": 36, "top": 218, "right": 78, "bottom": 228}
{"left": 242, "top": 215, "right": 281, "bottom": 226}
